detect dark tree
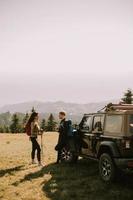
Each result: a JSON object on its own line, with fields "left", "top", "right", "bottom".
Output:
{"left": 0, "top": 126, "right": 4, "bottom": 133}
{"left": 41, "top": 119, "right": 46, "bottom": 131}
{"left": 121, "top": 89, "right": 133, "bottom": 104}
{"left": 23, "top": 113, "right": 29, "bottom": 124}
{"left": 10, "top": 114, "right": 21, "bottom": 133}
{"left": 31, "top": 107, "right": 36, "bottom": 113}
{"left": 22, "top": 113, "right": 29, "bottom": 132}
{"left": 46, "top": 113, "right": 57, "bottom": 132}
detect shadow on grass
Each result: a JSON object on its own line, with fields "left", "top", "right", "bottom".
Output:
{"left": 12, "top": 160, "right": 133, "bottom": 200}
{"left": 0, "top": 165, "right": 24, "bottom": 177}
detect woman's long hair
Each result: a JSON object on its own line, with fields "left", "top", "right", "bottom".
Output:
{"left": 26, "top": 112, "right": 38, "bottom": 127}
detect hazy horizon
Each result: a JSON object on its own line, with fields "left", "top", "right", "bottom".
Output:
{"left": 0, "top": 97, "right": 120, "bottom": 108}
{"left": 0, "top": 0, "right": 133, "bottom": 106}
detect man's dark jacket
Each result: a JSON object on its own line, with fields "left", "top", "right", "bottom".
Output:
{"left": 56, "top": 119, "right": 68, "bottom": 150}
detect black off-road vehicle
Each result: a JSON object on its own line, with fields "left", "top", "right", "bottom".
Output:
{"left": 61, "top": 103, "right": 133, "bottom": 182}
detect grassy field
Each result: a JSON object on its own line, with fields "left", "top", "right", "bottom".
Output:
{"left": 0, "top": 133, "right": 133, "bottom": 200}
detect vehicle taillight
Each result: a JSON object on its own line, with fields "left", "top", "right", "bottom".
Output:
{"left": 121, "top": 139, "right": 130, "bottom": 149}
{"left": 125, "top": 141, "right": 130, "bottom": 149}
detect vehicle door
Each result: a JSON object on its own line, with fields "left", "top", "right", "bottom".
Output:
{"left": 89, "top": 114, "right": 104, "bottom": 157}
{"left": 79, "top": 115, "right": 93, "bottom": 156}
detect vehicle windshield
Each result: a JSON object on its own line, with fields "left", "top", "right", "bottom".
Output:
{"left": 129, "top": 115, "right": 133, "bottom": 134}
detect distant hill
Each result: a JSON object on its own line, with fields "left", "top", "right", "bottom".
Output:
{"left": 0, "top": 100, "right": 118, "bottom": 114}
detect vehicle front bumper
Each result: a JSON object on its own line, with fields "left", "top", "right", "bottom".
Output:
{"left": 114, "top": 158, "right": 133, "bottom": 169}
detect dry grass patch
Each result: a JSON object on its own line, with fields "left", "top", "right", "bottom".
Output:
{"left": 0, "top": 133, "right": 133, "bottom": 200}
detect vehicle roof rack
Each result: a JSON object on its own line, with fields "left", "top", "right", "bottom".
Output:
{"left": 105, "top": 103, "right": 133, "bottom": 111}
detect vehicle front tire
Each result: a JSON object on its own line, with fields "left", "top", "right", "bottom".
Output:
{"left": 99, "top": 153, "right": 116, "bottom": 182}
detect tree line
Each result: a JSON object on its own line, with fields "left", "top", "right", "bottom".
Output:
{"left": 0, "top": 110, "right": 57, "bottom": 133}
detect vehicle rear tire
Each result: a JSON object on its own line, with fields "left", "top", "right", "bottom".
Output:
{"left": 99, "top": 153, "right": 116, "bottom": 182}
{"left": 60, "top": 147, "right": 78, "bottom": 163}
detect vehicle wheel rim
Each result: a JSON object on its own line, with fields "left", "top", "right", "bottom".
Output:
{"left": 61, "top": 148, "right": 72, "bottom": 162}
{"left": 101, "top": 158, "right": 111, "bottom": 179}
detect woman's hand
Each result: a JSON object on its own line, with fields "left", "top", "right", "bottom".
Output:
{"left": 38, "top": 129, "right": 44, "bottom": 135}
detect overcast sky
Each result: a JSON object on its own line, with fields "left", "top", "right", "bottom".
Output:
{"left": 0, "top": 0, "right": 133, "bottom": 106}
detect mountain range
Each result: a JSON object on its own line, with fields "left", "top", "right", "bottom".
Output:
{"left": 0, "top": 100, "right": 120, "bottom": 125}
{"left": 0, "top": 100, "right": 118, "bottom": 115}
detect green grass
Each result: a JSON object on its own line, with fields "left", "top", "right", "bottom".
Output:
{"left": 0, "top": 133, "right": 133, "bottom": 200}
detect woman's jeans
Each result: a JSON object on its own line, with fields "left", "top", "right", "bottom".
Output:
{"left": 30, "top": 137, "right": 41, "bottom": 162}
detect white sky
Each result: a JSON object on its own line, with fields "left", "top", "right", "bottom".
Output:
{"left": 0, "top": 0, "right": 133, "bottom": 106}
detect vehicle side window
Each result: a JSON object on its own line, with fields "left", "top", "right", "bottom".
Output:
{"left": 79, "top": 116, "right": 92, "bottom": 131}
{"left": 105, "top": 115, "right": 123, "bottom": 133}
{"left": 92, "top": 115, "right": 104, "bottom": 132}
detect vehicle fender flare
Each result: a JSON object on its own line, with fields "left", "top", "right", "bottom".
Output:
{"left": 97, "top": 141, "right": 120, "bottom": 158}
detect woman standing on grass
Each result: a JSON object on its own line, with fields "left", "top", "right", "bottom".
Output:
{"left": 26, "top": 112, "right": 43, "bottom": 166}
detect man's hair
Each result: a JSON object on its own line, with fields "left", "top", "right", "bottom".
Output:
{"left": 59, "top": 111, "right": 66, "bottom": 116}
